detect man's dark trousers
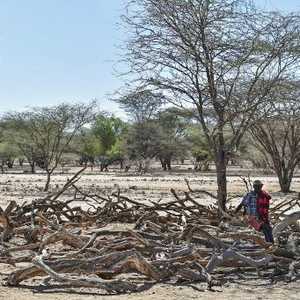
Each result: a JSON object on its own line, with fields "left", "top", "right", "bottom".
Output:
{"left": 261, "top": 222, "right": 274, "bottom": 243}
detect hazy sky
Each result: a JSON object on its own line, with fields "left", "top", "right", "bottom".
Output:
{"left": 0, "top": 0, "right": 298, "bottom": 115}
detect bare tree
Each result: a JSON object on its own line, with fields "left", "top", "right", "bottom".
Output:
{"left": 250, "top": 85, "right": 300, "bottom": 193}
{"left": 6, "top": 102, "right": 96, "bottom": 191}
{"left": 122, "top": 0, "right": 300, "bottom": 210}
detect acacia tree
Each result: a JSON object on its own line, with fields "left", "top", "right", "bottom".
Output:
{"left": 72, "top": 128, "right": 102, "bottom": 166}
{"left": 156, "top": 108, "right": 189, "bottom": 171}
{"left": 115, "top": 88, "right": 164, "bottom": 123}
{"left": 115, "top": 88, "right": 165, "bottom": 171}
{"left": 92, "top": 115, "right": 126, "bottom": 154}
{"left": 0, "top": 142, "right": 19, "bottom": 172}
{"left": 186, "top": 125, "right": 213, "bottom": 171}
{"left": 6, "top": 102, "right": 96, "bottom": 191}
{"left": 0, "top": 119, "right": 38, "bottom": 173}
{"left": 14, "top": 142, "right": 38, "bottom": 173}
{"left": 124, "top": 121, "right": 162, "bottom": 172}
{"left": 249, "top": 87, "right": 300, "bottom": 193}
{"left": 92, "top": 115, "right": 127, "bottom": 170}
{"left": 122, "top": 0, "right": 300, "bottom": 210}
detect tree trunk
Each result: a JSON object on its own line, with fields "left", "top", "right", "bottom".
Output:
{"left": 44, "top": 172, "right": 51, "bottom": 192}
{"left": 30, "top": 162, "right": 36, "bottom": 174}
{"left": 19, "top": 159, "right": 24, "bottom": 167}
{"left": 100, "top": 164, "right": 108, "bottom": 172}
{"left": 202, "top": 160, "right": 210, "bottom": 171}
{"left": 278, "top": 168, "right": 293, "bottom": 193}
{"left": 138, "top": 162, "right": 143, "bottom": 173}
{"left": 6, "top": 159, "right": 14, "bottom": 168}
{"left": 159, "top": 158, "right": 167, "bottom": 171}
{"left": 216, "top": 151, "right": 227, "bottom": 212}
{"left": 279, "top": 178, "right": 291, "bottom": 193}
{"left": 166, "top": 158, "right": 171, "bottom": 171}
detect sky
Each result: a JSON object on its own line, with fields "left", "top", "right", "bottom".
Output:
{"left": 0, "top": 0, "right": 298, "bottom": 116}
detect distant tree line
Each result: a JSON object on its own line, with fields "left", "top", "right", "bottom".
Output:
{"left": 1, "top": 84, "right": 300, "bottom": 196}
{"left": 0, "top": 98, "right": 214, "bottom": 190}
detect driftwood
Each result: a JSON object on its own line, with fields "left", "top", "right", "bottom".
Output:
{"left": 0, "top": 175, "right": 300, "bottom": 295}
{"left": 273, "top": 212, "right": 300, "bottom": 237}
{"left": 32, "top": 255, "right": 143, "bottom": 293}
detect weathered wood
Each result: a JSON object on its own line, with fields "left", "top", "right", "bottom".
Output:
{"left": 32, "top": 255, "right": 141, "bottom": 293}
{"left": 273, "top": 212, "right": 300, "bottom": 237}
{"left": 206, "top": 248, "right": 273, "bottom": 273}
{"left": 1, "top": 177, "right": 300, "bottom": 295}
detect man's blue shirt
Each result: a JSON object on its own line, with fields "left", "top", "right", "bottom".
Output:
{"left": 242, "top": 191, "right": 257, "bottom": 216}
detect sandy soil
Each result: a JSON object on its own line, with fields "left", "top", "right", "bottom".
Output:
{"left": 1, "top": 280, "right": 300, "bottom": 300}
{"left": 0, "top": 167, "right": 300, "bottom": 300}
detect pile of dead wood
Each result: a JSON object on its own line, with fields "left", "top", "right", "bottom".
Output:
{"left": 0, "top": 168, "right": 300, "bottom": 294}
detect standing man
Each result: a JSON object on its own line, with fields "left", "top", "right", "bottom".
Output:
{"left": 235, "top": 180, "right": 274, "bottom": 243}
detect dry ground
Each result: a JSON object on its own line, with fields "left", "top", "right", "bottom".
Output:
{"left": 0, "top": 166, "right": 300, "bottom": 300}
